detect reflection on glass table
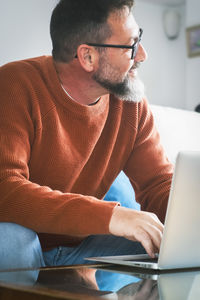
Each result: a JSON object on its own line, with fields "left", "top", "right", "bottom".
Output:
{"left": 0, "top": 265, "right": 200, "bottom": 299}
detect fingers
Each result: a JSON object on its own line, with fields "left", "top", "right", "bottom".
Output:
{"left": 109, "top": 207, "right": 164, "bottom": 257}
{"left": 148, "top": 213, "right": 164, "bottom": 232}
{"left": 131, "top": 214, "right": 163, "bottom": 257}
{"left": 134, "top": 280, "right": 158, "bottom": 300}
{"left": 137, "top": 230, "right": 159, "bottom": 258}
{"left": 140, "top": 212, "right": 163, "bottom": 257}
{"left": 144, "top": 224, "right": 163, "bottom": 254}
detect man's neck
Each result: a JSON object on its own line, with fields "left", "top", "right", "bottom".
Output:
{"left": 53, "top": 60, "right": 107, "bottom": 105}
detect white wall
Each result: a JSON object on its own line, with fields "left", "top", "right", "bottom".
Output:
{"left": 134, "top": 1, "right": 186, "bottom": 109}
{"left": 0, "top": 0, "right": 58, "bottom": 65}
{"left": 185, "top": 0, "right": 200, "bottom": 111}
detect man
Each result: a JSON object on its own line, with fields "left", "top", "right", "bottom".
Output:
{"left": 0, "top": 0, "right": 173, "bottom": 270}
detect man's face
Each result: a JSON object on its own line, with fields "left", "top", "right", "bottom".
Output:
{"left": 93, "top": 7, "right": 147, "bottom": 102}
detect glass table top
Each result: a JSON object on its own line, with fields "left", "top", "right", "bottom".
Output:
{"left": 0, "top": 263, "right": 200, "bottom": 299}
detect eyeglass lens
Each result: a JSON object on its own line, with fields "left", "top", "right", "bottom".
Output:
{"left": 131, "top": 28, "right": 143, "bottom": 59}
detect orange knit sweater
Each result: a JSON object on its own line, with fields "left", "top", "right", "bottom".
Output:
{"left": 0, "top": 56, "right": 173, "bottom": 250}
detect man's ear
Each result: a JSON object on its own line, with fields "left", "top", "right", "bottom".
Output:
{"left": 76, "top": 44, "right": 98, "bottom": 72}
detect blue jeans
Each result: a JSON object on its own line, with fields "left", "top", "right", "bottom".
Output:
{"left": 43, "top": 234, "right": 145, "bottom": 266}
{"left": 0, "top": 222, "right": 144, "bottom": 269}
{"left": 0, "top": 222, "right": 45, "bottom": 285}
{"left": 0, "top": 222, "right": 145, "bottom": 287}
{"left": 43, "top": 234, "right": 145, "bottom": 292}
{"left": 0, "top": 222, "right": 44, "bottom": 270}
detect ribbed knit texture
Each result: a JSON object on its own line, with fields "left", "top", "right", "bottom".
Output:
{"left": 0, "top": 56, "right": 173, "bottom": 250}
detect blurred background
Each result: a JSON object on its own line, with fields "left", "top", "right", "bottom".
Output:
{"left": 0, "top": 0, "right": 199, "bottom": 110}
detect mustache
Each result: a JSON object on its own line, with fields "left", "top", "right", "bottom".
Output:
{"left": 131, "top": 62, "right": 141, "bottom": 70}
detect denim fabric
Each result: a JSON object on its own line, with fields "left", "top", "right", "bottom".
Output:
{"left": 0, "top": 222, "right": 145, "bottom": 288}
{"left": 0, "top": 222, "right": 45, "bottom": 285}
{"left": 43, "top": 235, "right": 145, "bottom": 266}
{"left": 0, "top": 222, "right": 44, "bottom": 270}
{"left": 43, "top": 235, "right": 145, "bottom": 292}
{"left": 104, "top": 171, "right": 140, "bottom": 210}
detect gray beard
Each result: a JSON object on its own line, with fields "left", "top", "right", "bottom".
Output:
{"left": 93, "top": 64, "right": 145, "bottom": 103}
{"left": 113, "top": 75, "right": 145, "bottom": 103}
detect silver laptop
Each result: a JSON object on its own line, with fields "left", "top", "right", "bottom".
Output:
{"left": 87, "top": 151, "right": 200, "bottom": 270}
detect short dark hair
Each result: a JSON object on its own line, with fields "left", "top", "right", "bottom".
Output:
{"left": 50, "top": 0, "right": 134, "bottom": 63}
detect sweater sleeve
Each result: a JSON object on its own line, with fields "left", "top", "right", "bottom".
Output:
{"left": 0, "top": 62, "right": 118, "bottom": 236}
{"left": 124, "top": 99, "right": 174, "bottom": 223}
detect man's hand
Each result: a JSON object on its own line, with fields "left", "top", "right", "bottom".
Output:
{"left": 109, "top": 206, "right": 164, "bottom": 257}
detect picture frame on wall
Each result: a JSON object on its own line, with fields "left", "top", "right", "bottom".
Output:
{"left": 186, "top": 25, "right": 200, "bottom": 58}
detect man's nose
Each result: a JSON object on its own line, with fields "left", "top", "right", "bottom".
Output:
{"left": 135, "top": 43, "right": 148, "bottom": 62}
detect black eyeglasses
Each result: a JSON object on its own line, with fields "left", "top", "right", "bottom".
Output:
{"left": 86, "top": 28, "right": 143, "bottom": 60}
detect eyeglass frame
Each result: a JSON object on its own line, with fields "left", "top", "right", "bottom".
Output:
{"left": 77, "top": 28, "right": 143, "bottom": 60}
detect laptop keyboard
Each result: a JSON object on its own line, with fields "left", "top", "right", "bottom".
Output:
{"left": 129, "top": 258, "right": 158, "bottom": 263}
